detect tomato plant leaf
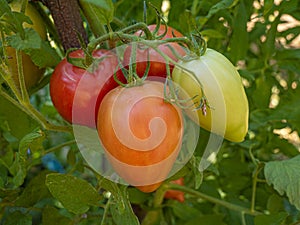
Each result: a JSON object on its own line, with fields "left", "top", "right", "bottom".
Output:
{"left": 45, "top": 173, "right": 101, "bottom": 214}
{"left": 188, "top": 156, "right": 203, "bottom": 189}
{"left": 262, "top": 16, "right": 280, "bottom": 60}
{"left": 42, "top": 205, "right": 72, "bottom": 225}
{"left": 100, "top": 180, "right": 139, "bottom": 225}
{"left": 24, "top": 40, "right": 61, "bottom": 68}
{"left": 0, "top": 92, "right": 39, "bottom": 139}
{"left": 7, "top": 28, "right": 41, "bottom": 50}
{"left": 229, "top": 0, "right": 249, "bottom": 63}
{"left": 15, "top": 171, "right": 51, "bottom": 207}
{"left": 206, "top": 0, "right": 234, "bottom": 19}
{"left": 254, "top": 212, "right": 288, "bottom": 225}
{"left": 0, "top": 0, "right": 29, "bottom": 35}
{"left": 201, "top": 29, "right": 225, "bottom": 39}
{"left": 264, "top": 155, "right": 300, "bottom": 210}
{"left": 79, "top": 0, "right": 114, "bottom": 24}
{"left": 128, "top": 187, "right": 150, "bottom": 204}
{"left": 19, "top": 129, "right": 45, "bottom": 158}
{"left": 170, "top": 201, "right": 201, "bottom": 221}
{"left": 0, "top": 188, "right": 20, "bottom": 201}
{"left": 2, "top": 211, "right": 32, "bottom": 225}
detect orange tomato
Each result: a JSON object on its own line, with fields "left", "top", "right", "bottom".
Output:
{"left": 97, "top": 81, "right": 184, "bottom": 192}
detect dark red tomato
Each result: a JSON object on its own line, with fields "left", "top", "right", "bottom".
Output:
{"left": 123, "top": 24, "right": 186, "bottom": 78}
{"left": 50, "top": 49, "right": 125, "bottom": 127}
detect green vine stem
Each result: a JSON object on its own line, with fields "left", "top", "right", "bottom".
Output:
{"left": 141, "top": 184, "right": 168, "bottom": 225}
{"left": 66, "top": 25, "right": 209, "bottom": 111}
{"left": 167, "top": 183, "right": 262, "bottom": 216}
{"left": 44, "top": 139, "right": 77, "bottom": 154}
{"left": 100, "top": 195, "right": 112, "bottom": 225}
{"left": 15, "top": 50, "right": 30, "bottom": 103}
{"left": 251, "top": 162, "right": 264, "bottom": 213}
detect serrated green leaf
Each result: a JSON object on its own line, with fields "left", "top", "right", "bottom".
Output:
{"left": 7, "top": 28, "right": 41, "bottom": 50}
{"left": 23, "top": 40, "right": 61, "bottom": 68}
{"left": 264, "top": 155, "right": 300, "bottom": 210}
{"left": 15, "top": 170, "right": 51, "bottom": 207}
{"left": 3, "top": 211, "right": 32, "bottom": 225}
{"left": 0, "top": 92, "right": 39, "bottom": 139}
{"left": 46, "top": 174, "right": 101, "bottom": 214}
{"left": 254, "top": 212, "right": 288, "bottom": 225}
{"left": 42, "top": 205, "right": 72, "bottom": 225}
{"left": 0, "top": 0, "right": 28, "bottom": 35}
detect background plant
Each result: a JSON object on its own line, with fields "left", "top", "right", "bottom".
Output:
{"left": 0, "top": 0, "right": 299, "bottom": 224}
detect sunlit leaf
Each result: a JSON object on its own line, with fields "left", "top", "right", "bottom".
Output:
{"left": 264, "top": 155, "right": 300, "bottom": 210}
{"left": 46, "top": 174, "right": 101, "bottom": 214}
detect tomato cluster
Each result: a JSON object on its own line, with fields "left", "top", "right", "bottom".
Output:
{"left": 49, "top": 24, "right": 249, "bottom": 193}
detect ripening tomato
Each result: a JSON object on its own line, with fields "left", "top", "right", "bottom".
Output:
{"left": 172, "top": 48, "right": 249, "bottom": 142}
{"left": 164, "top": 178, "right": 185, "bottom": 202}
{"left": 123, "top": 24, "right": 186, "bottom": 77}
{"left": 50, "top": 49, "right": 125, "bottom": 127}
{"left": 97, "top": 81, "right": 184, "bottom": 192}
{"left": 5, "top": 1, "right": 47, "bottom": 90}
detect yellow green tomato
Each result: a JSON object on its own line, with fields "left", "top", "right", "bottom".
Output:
{"left": 6, "top": 1, "right": 46, "bottom": 90}
{"left": 172, "top": 48, "right": 249, "bottom": 142}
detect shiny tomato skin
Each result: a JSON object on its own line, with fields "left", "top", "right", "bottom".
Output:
{"left": 164, "top": 178, "right": 185, "bottom": 202}
{"left": 97, "top": 81, "right": 184, "bottom": 192}
{"left": 123, "top": 24, "right": 186, "bottom": 78}
{"left": 50, "top": 49, "right": 124, "bottom": 127}
{"left": 172, "top": 48, "right": 249, "bottom": 142}
{"left": 6, "top": 1, "right": 47, "bottom": 90}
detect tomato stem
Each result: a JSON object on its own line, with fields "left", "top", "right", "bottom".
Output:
{"left": 15, "top": 50, "right": 30, "bottom": 103}
{"left": 168, "top": 183, "right": 262, "bottom": 216}
{"left": 251, "top": 162, "right": 264, "bottom": 213}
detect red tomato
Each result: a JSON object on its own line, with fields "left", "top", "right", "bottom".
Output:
{"left": 50, "top": 49, "right": 125, "bottom": 127}
{"left": 123, "top": 24, "right": 186, "bottom": 78}
{"left": 164, "top": 178, "right": 185, "bottom": 202}
{"left": 97, "top": 81, "right": 184, "bottom": 192}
